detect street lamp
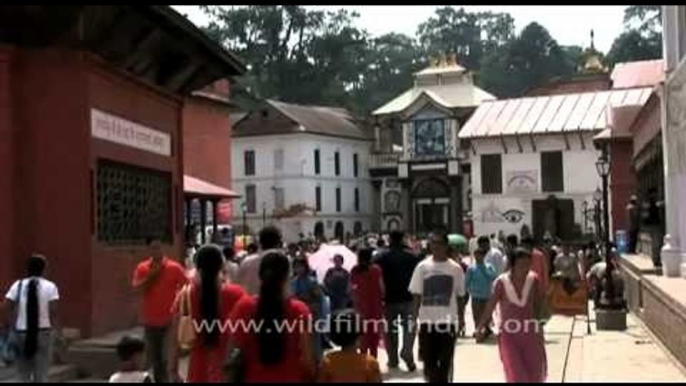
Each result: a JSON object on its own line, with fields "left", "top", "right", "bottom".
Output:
{"left": 593, "top": 188, "right": 602, "bottom": 240}
{"left": 595, "top": 150, "right": 615, "bottom": 308}
{"left": 262, "top": 202, "right": 267, "bottom": 227}
{"left": 582, "top": 200, "right": 589, "bottom": 233}
{"left": 241, "top": 201, "right": 248, "bottom": 243}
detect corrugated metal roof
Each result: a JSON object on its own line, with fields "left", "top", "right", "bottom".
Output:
{"left": 611, "top": 59, "right": 664, "bottom": 89}
{"left": 459, "top": 87, "right": 652, "bottom": 139}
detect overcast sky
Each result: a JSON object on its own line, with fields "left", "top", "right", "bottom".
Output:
{"left": 174, "top": 5, "right": 628, "bottom": 54}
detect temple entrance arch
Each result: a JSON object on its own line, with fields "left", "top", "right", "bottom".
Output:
{"left": 314, "top": 221, "right": 325, "bottom": 240}
{"left": 334, "top": 221, "right": 345, "bottom": 241}
{"left": 412, "top": 177, "right": 451, "bottom": 234}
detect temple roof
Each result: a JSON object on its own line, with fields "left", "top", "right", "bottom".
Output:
{"left": 234, "top": 100, "right": 371, "bottom": 141}
{"left": 0, "top": 5, "right": 246, "bottom": 95}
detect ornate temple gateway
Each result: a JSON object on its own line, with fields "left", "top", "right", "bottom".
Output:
{"left": 370, "top": 55, "right": 495, "bottom": 235}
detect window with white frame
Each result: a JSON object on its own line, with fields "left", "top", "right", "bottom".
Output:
{"left": 274, "top": 148, "right": 284, "bottom": 171}
{"left": 274, "top": 187, "right": 285, "bottom": 211}
{"left": 245, "top": 184, "right": 256, "bottom": 213}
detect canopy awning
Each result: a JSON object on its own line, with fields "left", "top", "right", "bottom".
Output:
{"left": 183, "top": 175, "right": 240, "bottom": 200}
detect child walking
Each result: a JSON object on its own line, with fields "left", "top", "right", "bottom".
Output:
{"left": 317, "top": 310, "right": 382, "bottom": 383}
{"left": 465, "top": 249, "right": 497, "bottom": 342}
{"left": 109, "top": 336, "right": 151, "bottom": 383}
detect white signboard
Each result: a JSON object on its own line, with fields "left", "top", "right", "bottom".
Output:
{"left": 91, "top": 108, "right": 172, "bottom": 157}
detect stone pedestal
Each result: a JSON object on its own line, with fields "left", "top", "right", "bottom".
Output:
{"left": 596, "top": 309, "right": 628, "bottom": 331}
{"left": 661, "top": 235, "right": 682, "bottom": 278}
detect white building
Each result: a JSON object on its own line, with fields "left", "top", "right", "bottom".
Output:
{"left": 459, "top": 87, "right": 652, "bottom": 240}
{"left": 660, "top": 5, "right": 686, "bottom": 275}
{"left": 231, "top": 100, "right": 373, "bottom": 242}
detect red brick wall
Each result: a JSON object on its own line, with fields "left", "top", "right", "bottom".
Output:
{"left": 182, "top": 97, "right": 232, "bottom": 189}
{"left": 2, "top": 47, "right": 185, "bottom": 337}
{"left": 610, "top": 141, "right": 637, "bottom": 235}
{"left": 88, "top": 59, "right": 183, "bottom": 336}
{"left": 0, "top": 47, "right": 15, "bottom": 295}
{"left": 10, "top": 48, "right": 93, "bottom": 334}
{"left": 631, "top": 96, "right": 661, "bottom": 158}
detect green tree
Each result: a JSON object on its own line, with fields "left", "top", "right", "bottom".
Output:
{"left": 479, "top": 22, "right": 575, "bottom": 98}
{"left": 417, "top": 7, "right": 514, "bottom": 71}
{"left": 201, "top": 6, "right": 369, "bottom": 110}
{"left": 352, "top": 33, "right": 426, "bottom": 114}
{"left": 606, "top": 5, "right": 662, "bottom": 67}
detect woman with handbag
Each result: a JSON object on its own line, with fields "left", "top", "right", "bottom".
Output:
{"left": 227, "top": 251, "right": 316, "bottom": 383}
{"left": 475, "top": 247, "right": 548, "bottom": 383}
{"left": 169, "top": 244, "right": 246, "bottom": 383}
{"left": 3, "top": 254, "right": 60, "bottom": 383}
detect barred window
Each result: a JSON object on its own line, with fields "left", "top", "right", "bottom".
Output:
{"left": 481, "top": 154, "right": 502, "bottom": 194}
{"left": 246, "top": 185, "right": 256, "bottom": 213}
{"left": 541, "top": 151, "right": 564, "bottom": 192}
{"left": 97, "top": 159, "right": 172, "bottom": 245}
{"left": 244, "top": 150, "right": 255, "bottom": 176}
{"left": 336, "top": 187, "right": 342, "bottom": 212}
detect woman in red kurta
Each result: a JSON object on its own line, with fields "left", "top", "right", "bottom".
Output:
{"left": 170, "top": 245, "right": 246, "bottom": 383}
{"left": 350, "top": 248, "right": 385, "bottom": 358}
{"left": 229, "top": 251, "right": 316, "bottom": 383}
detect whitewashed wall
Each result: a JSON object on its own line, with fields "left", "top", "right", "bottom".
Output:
{"left": 232, "top": 133, "right": 373, "bottom": 241}
{"left": 470, "top": 132, "right": 603, "bottom": 237}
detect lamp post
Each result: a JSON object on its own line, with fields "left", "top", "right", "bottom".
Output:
{"left": 241, "top": 201, "right": 247, "bottom": 243}
{"left": 593, "top": 188, "right": 602, "bottom": 241}
{"left": 582, "top": 200, "right": 589, "bottom": 234}
{"left": 595, "top": 150, "right": 614, "bottom": 306}
{"left": 262, "top": 202, "right": 266, "bottom": 227}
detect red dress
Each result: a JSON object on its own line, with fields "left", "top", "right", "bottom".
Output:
{"left": 181, "top": 281, "right": 246, "bottom": 383}
{"left": 230, "top": 296, "right": 313, "bottom": 382}
{"left": 351, "top": 264, "right": 384, "bottom": 358}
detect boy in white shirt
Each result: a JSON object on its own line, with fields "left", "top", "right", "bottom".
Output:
{"left": 109, "top": 336, "right": 151, "bottom": 383}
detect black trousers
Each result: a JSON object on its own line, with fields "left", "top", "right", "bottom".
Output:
{"left": 144, "top": 326, "right": 170, "bottom": 383}
{"left": 418, "top": 323, "right": 457, "bottom": 383}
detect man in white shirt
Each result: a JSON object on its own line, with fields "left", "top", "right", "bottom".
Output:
{"left": 235, "top": 226, "right": 284, "bottom": 295}
{"left": 478, "top": 236, "right": 505, "bottom": 276}
{"left": 409, "top": 230, "right": 465, "bottom": 383}
{"left": 4, "top": 254, "right": 60, "bottom": 383}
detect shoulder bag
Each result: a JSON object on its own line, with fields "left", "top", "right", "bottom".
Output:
{"left": 177, "top": 284, "right": 196, "bottom": 350}
{"left": 1, "top": 279, "right": 24, "bottom": 365}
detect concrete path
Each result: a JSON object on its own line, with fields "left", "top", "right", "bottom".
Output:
{"left": 377, "top": 308, "right": 686, "bottom": 383}
{"left": 51, "top": 306, "right": 686, "bottom": 383}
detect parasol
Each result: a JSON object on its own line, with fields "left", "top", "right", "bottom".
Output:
{"left": 448, "top": 234, "right": 468, "bottom": 248}
{"left": 307, "top": 243, "right": 358, "bottom": 283}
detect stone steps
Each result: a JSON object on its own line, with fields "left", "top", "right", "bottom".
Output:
{"left": 2, "top": 364, "right": 80, "bottom": 383}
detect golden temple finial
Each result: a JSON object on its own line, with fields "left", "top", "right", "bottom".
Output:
{"left": 448, "top": 53, "right": 457, "bottom": 66}
{"left": 438, "top": 53, "right": 447, "bottom": 67}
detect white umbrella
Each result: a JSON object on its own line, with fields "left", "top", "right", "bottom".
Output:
{"left": 307, "top": 243, "right": 358, "bottom": 283}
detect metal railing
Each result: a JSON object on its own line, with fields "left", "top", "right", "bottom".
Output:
{"left": 369, "top": 152, "right": 401, "bottom": 168}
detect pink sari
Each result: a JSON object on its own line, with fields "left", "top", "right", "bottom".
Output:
{"left": 493, "top": 272, "right": 548, "bottom": 383}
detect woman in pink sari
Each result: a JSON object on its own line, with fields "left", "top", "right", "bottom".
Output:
{"left": 476, "top": 247, "right": 547, "bottom": 383}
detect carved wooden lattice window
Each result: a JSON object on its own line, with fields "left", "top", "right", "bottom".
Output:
{"left": 97, "top": 159, "right": 172, "bottom": 245}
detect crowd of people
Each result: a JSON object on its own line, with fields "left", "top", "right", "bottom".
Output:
{"left": 0, "top": 224, "right": 623, "bottom": 383}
